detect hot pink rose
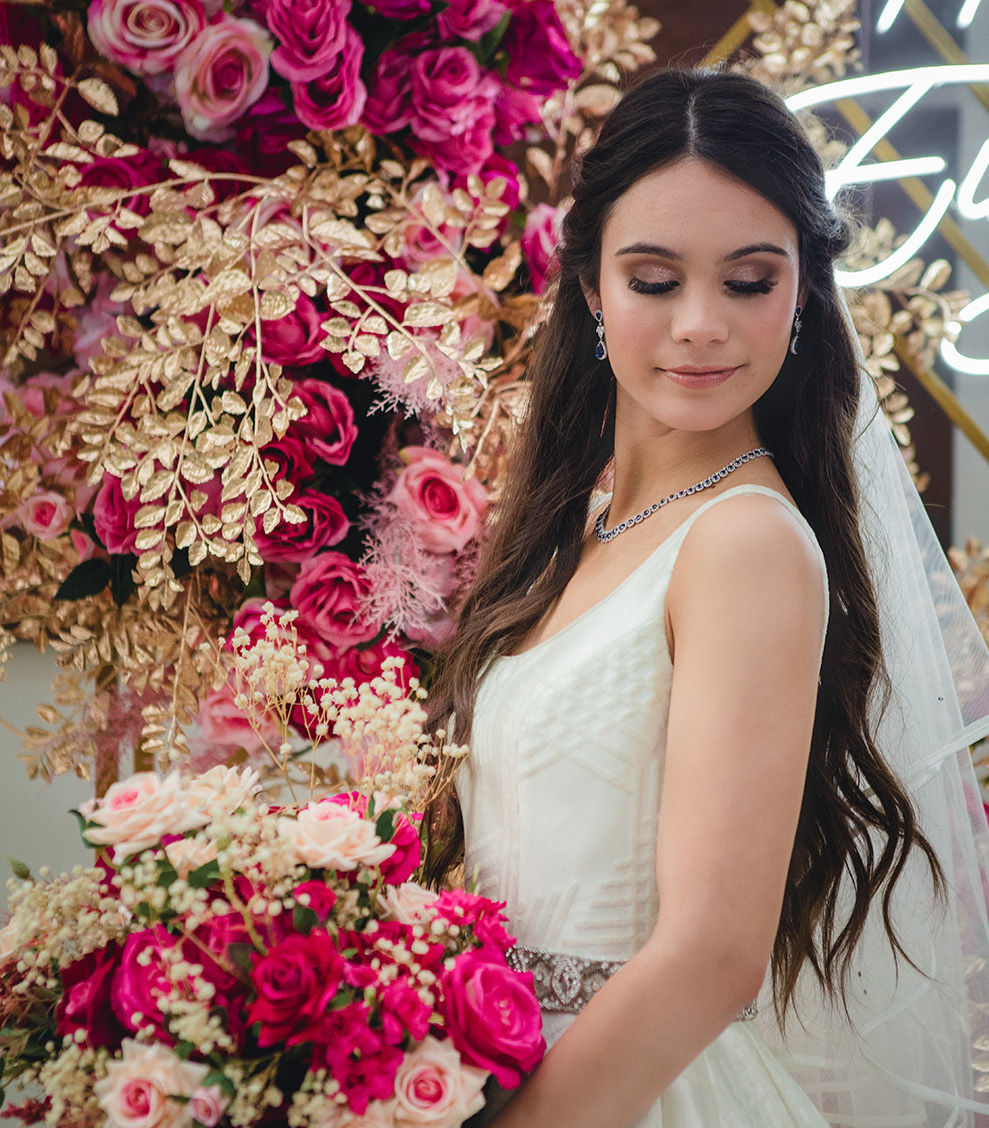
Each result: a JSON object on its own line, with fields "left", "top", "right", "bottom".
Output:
{"left": 56, "top": 943, "right": 127, "bottom": 1050}
{"left": 503, "top": 0, "right": 580, "bottom": 94}
{"left": 173, "top": 15, "right": 272, "bottom": 142}
{"left": 290, "top": 25, "right": 366, "bottom": 130}
{"left": 17, "top": 491, "right": 73, "bottom": 540}
{"left": 289, "top": 551, "right": 378, "bottom": 647}
{"left": 110, "top": 928, "right": 177, "bottom": 1039}
{"left": 253, "top": 490, "right": 349, "bottom": 562}
{"left": 92, "top": 474, "right": 142, "bottom": 555}
{"left": 93, "top": 1039, "right": 209, "bottom": 1128}
{"left": 236, "top": 88, "right": 308, "bottom": 175}
{"left": 439, "top": 950, "right": 545, "bottom": 1088}
{"left": 389, "top": 446, "right": 487, "bottom": 554}
{"left": 265, "top": 0, "right": 349, "bottom": 81}
{"left": 77, "top": 149, "right": 164, "bottom": 218}
{"left": 293, "top": 878, "right": 337, "bottom": 919}
{"left": 248, "top": 930, "right": 344, "bottom": 1046}
{"left": 392, "top": 1036, "right": 487, "bottom": 1127}
{"left": 522, "top": 202, "right": 562, "bottom": 294}
{"left": 409, "top": 48, "right": 499, "bottom": 172}
{"left": 378, "top": 811, "right": 421, "bottom": 886}
{"left": 361, "top": 44, "right": 415, "bottom": 134}
{"left": 438, "top": 0, "right": 507, "bottom": 41}
{"left": 87, "top": 0, "right": 207, "bottom": 74}
{"left": 260, "top": 433, "right": 316, "bottom": 484}
{"left": 416, "top": 110, "right": 496, "bottom": 178}
{"left": 290, "top": 379, "right": 357, "bottom": 466}
{"left": 257, "top": 293, "right": 328, "bottom": 365}
{"left": 493, "top": 84, "right": 541, "bottom": 146}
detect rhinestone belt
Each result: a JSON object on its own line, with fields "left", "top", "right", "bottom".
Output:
{"left": 506, "top": 943, "right": 759, "bottom": 1022}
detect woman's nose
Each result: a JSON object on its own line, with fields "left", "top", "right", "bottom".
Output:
{"left": 669, "top": 289, "right": 730, "bottom": 345}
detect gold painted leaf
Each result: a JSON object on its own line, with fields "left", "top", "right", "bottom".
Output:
{"left": 342, "top": 351, "right": 366, "bottom": 373}
{"left": 188, "top": 540, "right": 207, "bottom": 566}
{"left": 404, "top": 301, "right": 452, "bottom": 328}
{"left": 77, "top": 77, "right": 118, "bottom": 115}
{"left": 259, "top": 290, "right": 294, "bottom": 321}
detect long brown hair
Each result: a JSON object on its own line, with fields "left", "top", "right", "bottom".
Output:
{"left": 426, "top": 68, "right": 943, "bottom": 1018}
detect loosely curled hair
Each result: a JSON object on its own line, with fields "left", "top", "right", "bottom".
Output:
{"left": 425, "top": 68, "right": 943, "bottom": 1018}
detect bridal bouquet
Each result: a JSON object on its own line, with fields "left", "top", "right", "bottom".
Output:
{"left": 0, "top": 765, "right": 545, "bottom": 1126}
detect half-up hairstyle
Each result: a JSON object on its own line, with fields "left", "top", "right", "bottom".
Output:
{"left": 425, "top": 67, "right": 943, "bottom": 1019}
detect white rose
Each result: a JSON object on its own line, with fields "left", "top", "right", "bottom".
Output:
{"left": 86, "top": 772, "right": 209, "bottom": 862}
{"left": 312, "top": 1099, "right": 398, "bottom": 1127}
{"left": 163, "top": 835, "right": 218, "bottom": 878}
{"left": 279, "top": 802, "right": 396, "bottom": 871}
{"left": 185, "top": 765, "right": 261, "bottom": 818}
{"left": 377, "top": 882, "right": 439, "bottom": 925}
{"left": 0, "top": 918, "right": 22, "bottom": 965}
{"left": 393, "top": 1037, "right": 487, "bottom": 1128}
{"left": 94, "top": 1039, "right": 209, "bottom": 1128}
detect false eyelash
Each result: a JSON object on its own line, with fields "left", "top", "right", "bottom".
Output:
{"left": 627, "top": 278, "right": 677, "bottom": 294}
{"left": 726, "top": 279, "right": 776, "bottom": 295}
{"left": 627, "top": 277, "right": 777, "bottom": 296}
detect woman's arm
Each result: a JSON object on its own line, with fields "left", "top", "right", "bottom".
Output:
{"left": 492, "top": 494, "right": 827, "bottom": 1128}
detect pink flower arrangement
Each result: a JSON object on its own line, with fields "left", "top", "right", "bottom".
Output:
{"left": 389, "top": 447, "right": 488, "bottom": 554}
{"left": 0, "top": 773, "right": 546, "bottom": 1125}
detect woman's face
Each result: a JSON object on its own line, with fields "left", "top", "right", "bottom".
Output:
{"left": 590, "top": 156, "right": 802, "bottom": 440}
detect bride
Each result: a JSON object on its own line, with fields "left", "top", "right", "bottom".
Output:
{"left": 427, "top": 68, "right": 989, "bottom": 1126}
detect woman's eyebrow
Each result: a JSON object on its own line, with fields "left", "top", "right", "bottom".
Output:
{"left": 615, "top": 241, "right": 791, "bottom": 261}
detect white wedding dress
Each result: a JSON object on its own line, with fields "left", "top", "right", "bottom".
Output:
{"left": 458, "top": 483, "right": 832, "bottom": 1127}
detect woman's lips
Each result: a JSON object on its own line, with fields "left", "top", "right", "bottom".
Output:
{"left": 663, "top": 365, "right": 740, "bottom": 388}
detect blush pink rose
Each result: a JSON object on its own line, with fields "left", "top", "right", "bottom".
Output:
{"left": 190, "top": 678, "right": 283, "bottom": 763}
{"left": 173, "top": 15, "right": 272, "bottom": 142}
{"left": 190, "top": 1085, "right": 230, "bottom": 1127}
{"left": 278, "top": 801, "right": 396, "bottom": 871}
{"left": 290, "top": 24, "right": 365, "bottom": 130}
{"left": 17, "top": 491, "right": 73, "bottom": 540}
{"left": 92, "top": 473, "right": 142, "bottom": 555}
{"left": 439, "top": 950, "right": 545, "bottom": 1088}
{"left": 389, "top": 446, "right": 487, "bottom": 554}
{"left": 185, "top": 764, "right": 261, "bottom": 818}
{"left": 290, "top": 379, "right": 357, "bottom": 466}
{"left": 438, "top": 0, "right": 506, "bottom": 41}
{"left": 93, "top": 1039, "right": 209, "bottom": 1128}
{"left": 257, "top": 293, "right": 328, "bottom": 365}
{"left": 253, "top": 489, "right": 349, "bottom": 563}
{"left": 289, "top": 551, "right": 378, "bottom": 647}
{"left": 85, "top": 771, "right": 209, "bottom": 861}
{"left": 377, "top": 881, "right": 438, "bottom": 925}
{"left": 87, "top": 0, "right": 207, "bottom": 74}
{"left": 502, "top": 0, "right": 580, "bottom": 94}
{"left": 393, "top": 1036, "right": 487, "bottom": 1128}
{"left": 266, "top": 0, "right": 349, "bottom": 82}
{"left": 522, "top": 202, "right": 562, "bottom": 294}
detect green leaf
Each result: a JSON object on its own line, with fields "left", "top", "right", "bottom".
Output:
{"left": 203, "top": 1069, "right": 236, "bottom": 1098}
{"left": 175, "top": 1040, "right": 195, "bottom": 1061}
{"left": 227, "top": 942, "right": 255, "bottom": 977}
{"left": 293, "top": 904, "right": 318, "bottom": 936}
{"left": 55, "top": 558, "right": 111, "bottom": 601}
{"left": 5, "top": 855, "right": 30, "bottom": 880}
{"left": 157, "top": 866, "right": 178, "bottom": 888}
{"left": 469, "top": 11, "right": 511, "bottom": 66}
{"left": 109, "top": 553, "right": 137, "bottom": 607}
{"left": 69, "top": 808, "right": 88, "bottom": 839}
{"left": 187, "top": 860, "right": 221, "bottom": 889}
{"left": 375, "top": 809, "right": 397, "bottom": 842}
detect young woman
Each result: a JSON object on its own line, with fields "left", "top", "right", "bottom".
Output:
{"left": 429, "top": 69, "right": 989, "bottom": 1127}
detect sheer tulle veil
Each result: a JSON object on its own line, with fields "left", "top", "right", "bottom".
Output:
{"left": 753, "top": 293, "right": 989, "bottom": 1126}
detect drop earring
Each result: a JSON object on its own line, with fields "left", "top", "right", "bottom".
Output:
{"left": 789, "top": 304, "right": 803, "bottom": 356}
{"left": 594, "top": 309, "right": 608, "bottom": 361}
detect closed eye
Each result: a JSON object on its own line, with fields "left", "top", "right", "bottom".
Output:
{"left": 628, "top": 278, "right": 677, "bottom": 295}
{"left": 726, "top": 279, "right": 776, "bottom": 295}
{"left": 627, "top": 278, "right": 778, "bottom": 296}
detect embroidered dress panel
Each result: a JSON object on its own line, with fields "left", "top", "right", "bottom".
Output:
{"left": 459, "top": 484, "right": 831, "bottom": 1127}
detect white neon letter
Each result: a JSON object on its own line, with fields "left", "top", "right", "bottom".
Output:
{"left": 958, "top": 139, "right": 989, "bottom": 219}
{"left": 957, "top": 0, "right": 983, "bottom": 28}
{"left": 941, "top": 294, "right": 989, "bottom": 376}
{"left": 877, "top": 0, "right": 906, "bottom": 31}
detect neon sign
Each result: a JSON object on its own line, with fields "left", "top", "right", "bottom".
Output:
{"left": 876, "top": 0, "right": 983, "bottom": 33}
{"left": 786, "top": 66, "right": 989, "bottom": 376}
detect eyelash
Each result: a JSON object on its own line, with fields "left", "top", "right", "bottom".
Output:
{"left": 627, "top": 278, "right": 777, "bottom": 296}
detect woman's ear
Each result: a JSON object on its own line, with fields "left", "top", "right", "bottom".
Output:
{"left": 580, "top": 280, "right": 601, "bottom": 316}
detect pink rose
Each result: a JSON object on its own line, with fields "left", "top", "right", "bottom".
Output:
{"left": 439, "top": 950, "right": 545, "bottom": 1088}
{"left": 278, "top": 800, "right": 396, "bottom": 871}
{"left": 87, "top": 0, "right": 207, "bottom": 74}
{"left": 93, "top": 1039, "right": 209, "bottom": 1128}
{"left": 290, "top": 379, "right": 357, "bottom": 466}
{"left": 493, "top": 84, "right": 541, "bottom": 146}
{"left": 236, "top": 88, "right": 308, "bottom": 175}
{"left": 163, "top": 835, "right": 217, "bottom": 877}
{"left": 185, "top": 764, "right": 261, "bottom": 818}
{"left": 361, "top": 44, "right": 415, "bottom": 134}
{"left": 85, "top": 771, "right": 209, "bottom": 861}
{"left": 265, "top": 0, "right": 349, "bottom": 81}
{"left": 293, "top": 878, "right": 337, "bottom": 919}
{"left": 438, "top": 0, "right": 507, "bottom": 41}
{"left": 92, "top": 473, "right": 142, "bottom": 555}
{"left": 248, "top": 930, "right": 344, "bottom": 1046}
{"left": 389, "top": 446, "right": 487, "bottom": 554}
{"left": 254, "top": 489, "right": 349, "bottom": 563}
{"left": 190, "top": 678, "right": 283, "bottom": 764}
{"left": 502, "top": 0, "right": 580, "bottom": 94}
{"left": 77, "top": 149, "right": 164, "bottom": 218}
{"left": 289, "top": 551, "right": 378, "bottom": 647}
{"left": 409, "top": 49, "right": 499, "bottom": 169}
{"left": 290, "top": 24, "right": 365, "bottom": 130}
{"left": 56, "top": 943, "right": 127, "bottom": 1050}
{"left": 378, "top": 811, "right": 421, "bottom": 886}
{"left": 110, "top": 928, "right": 177, "bottom": 1039}
{"left": 378, "top": 882, "right": 438, "bottom": 925}
{"left": 190, "top": 1085, "right": 230, "bottom": 1127}
{"left": 393, "top": 1036, "right": 487, "bottom": 1127}
{"left": 260, "top": 432, "right": 316, "bottom": 484}
{"left": 173, "top": 15, "right": 272, "bottom": 142}
{"left": 416, "top": 110, "right": 496, "bottom": 178}
{"left": 257, "top": 293, "right": 328, "bottom": 366}
{"left": 522, "top": 202, "right": 562, "bottom": 294}
{"left": 17, "top": 491, "right": 73, "bottom": 540}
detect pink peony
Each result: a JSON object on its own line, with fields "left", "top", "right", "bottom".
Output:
{"left": 265, "top": 0, "right": 349, "bottom": 81}
{"left": 289, "top": 24, "right": 365, "bottom": 130}
{"left": 248, "top": 930, "right": 344, "bottom": 1046}
{"left": 502, "top": 0, "right": 580, "bottom": 94}
{"left": 253, "top": 489, "right": 349, "bottom": 563}
{"left": 438, "top": 0, "right": 507, "bottom": 41}
{"left": 56, "top": 943, "right": 127, "bottom": 1050}
{"left": 392, "top": 1036, "right": 487, "bottom": 1127}
{"left": 173, "top": 15, "right": 272, "bottom": 142}
{"left": 388, "top": 446, "right": 488, "bottom": 554}
{"left": 85, "top": 771, "right": 209, "bottom": 861}
{"left": 522, "top": 202, "right": 562, "bottom": 293}
{"left": 440, "top": 950, "right": 544, "bottom": 1088}
{"left": 93, "top": 1039, "right": 209, "bottom": 1128}
{"left": 278, "top": 800, "right": 396, "bottom": 871}
{"left": 92, "top": 474, "right": 142, "bottom": 555}
{"left": 289, "top": 551, "right": 378, "bottom": 647}
{"left": 17, "top": 491, "right": 73, "bottom": 540}
{"left": 257, "top": 293, "right": 328, "bottom": 365}
{"left": 87, "top": 0, "right": 207, "bottom": 74}
{"left": 290, "top": 379, "right": 357, "bottom": 466}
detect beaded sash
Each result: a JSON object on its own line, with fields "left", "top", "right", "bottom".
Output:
{"left": 507, "top": 943, "right": 758, "bottom": 1022}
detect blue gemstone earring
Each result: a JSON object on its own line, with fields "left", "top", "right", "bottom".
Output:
{"left": 594, "top": 309, "right": 608, "bottom": 361}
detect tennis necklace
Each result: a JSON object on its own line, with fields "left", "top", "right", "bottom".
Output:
{"left": 594, "top": 447, "right": 773, "bottom": 544}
